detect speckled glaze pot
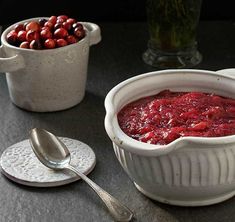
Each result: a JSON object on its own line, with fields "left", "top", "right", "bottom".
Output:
{"left": 104, "top": 68, "right": 235, "bottom": 206}
{"left": 0, "top": 17, "right": 101, "bottom": 112}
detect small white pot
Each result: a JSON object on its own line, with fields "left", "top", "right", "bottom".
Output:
{"left": 0, "top": 17, "right": 101, "bottom": 112}
{"left": 104, "top": 68, "right": 235, "bottom": 206}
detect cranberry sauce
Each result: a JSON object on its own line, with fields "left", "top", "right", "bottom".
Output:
{"left": 118, "top": 90, "right": 235, "bottom": 145}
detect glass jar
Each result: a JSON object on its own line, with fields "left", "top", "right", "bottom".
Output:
{"left": 143, "top": 0, "right": 202, "bottom": 68}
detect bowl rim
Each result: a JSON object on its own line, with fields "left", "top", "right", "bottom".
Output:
{"left": 1, "top": 17, "right": 87, "bottom": 52}
{"left": 104, "top": 69, "right": 235, "bottom": 156}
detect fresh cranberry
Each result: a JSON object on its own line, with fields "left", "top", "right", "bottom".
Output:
{"left": 66, "top": 18, "right": 76, "bottom": 25}
{"left": 54, "top": 22, "right": 63, "bottom": 30}
{"left": 23, "top": 22, "right": 29, "bottom": 30}
{"left": 57, "top": 15, "right": 68, "bottom": 22}
{"left": 74, "top": 28, "right": 85, "bottom": 39}
{"left": 62, "top": 21, "right": 72, "bottom": 31}
{"left": 26, "top": 30, "right": 40, "bottom": 42}
{"left": 56, "top": 18, "right": 65, "bottom": 24}
{"left": 56, "top": 39, "right": 68, "bottom": 47}
{"left": 26, "top": 21, "right": 41, "bottom": 32}
{"left": 17, "top": 30, "right": 27, "bottom": 42}
{"left": 54, "top": 28, "right": 68, "bottom": 39}
{"left": 66, "top": 35, "right": 78, "bottom": 44}
{"left": 44, "top": 21, "right": 54, "bottom": 30}
{"left": 20, "top": 41, "right": 30, "bottom": 49}
{"left": 30, "top": 40, "right": 42, "bottom": 49}
{"left": 14, "top": 24, "right": 24, "bottom": 33}
{"left": 40, "top": 29, "right": 52, "bottom": 40}
{"left": 72, "top": 22, "right": 83, "bottom": 30}
{"left": 39, "top": 18, "right": 48, "bottom": 27}
{"left": 44, "top": 39, "right": 56, "bottom": 49}
{"left": 6, "top": 30, "right": 18, "bottom": 45}
{"left": 41, "top": 26, "right": 50, "bottom": 31}
{"left": 48, "top": 16, "right": 57, "bottom": 25}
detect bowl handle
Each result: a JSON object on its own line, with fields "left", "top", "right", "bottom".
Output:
{"left": 216, "top": 68, "right": 235, "bottom": 78}
{"left": 0, "top": 45, "right": 25, "bottom": 73}
{"left": 81, "top": 22, "right": 101, "bottom": 46}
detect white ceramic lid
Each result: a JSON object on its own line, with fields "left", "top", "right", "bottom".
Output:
{"left": 0, "top": 137, "right": 96, "bottom": 187}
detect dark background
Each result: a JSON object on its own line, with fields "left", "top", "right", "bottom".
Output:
{"left": 0, "top": 0, "right": 234, "bottom": 26}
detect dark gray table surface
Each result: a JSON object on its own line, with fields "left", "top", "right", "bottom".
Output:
{"left": 0, "top": 21, "right": 235, "bottom": 222}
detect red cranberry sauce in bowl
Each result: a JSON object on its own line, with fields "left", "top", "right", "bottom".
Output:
{"left": 118, "top": 90, "right": 235, "bottom": 145}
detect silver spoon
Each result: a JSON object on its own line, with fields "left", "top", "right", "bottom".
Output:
{"left": 29, "top": 128, "right": 134, "bottom": 222}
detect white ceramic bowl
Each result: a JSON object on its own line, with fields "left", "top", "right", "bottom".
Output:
{"left": 104, "top": 68, "right": 235, "bottom": 206}
{"left": 0, "top": 17, "right": 101, "bottom": 112}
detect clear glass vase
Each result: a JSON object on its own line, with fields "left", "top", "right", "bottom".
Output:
{"left": 143, "top": 0, "right": 203, "bottom": 69}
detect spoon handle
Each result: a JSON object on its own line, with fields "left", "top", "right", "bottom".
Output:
{"left": 66, "top": 164, "right": 134, "bottom": 222}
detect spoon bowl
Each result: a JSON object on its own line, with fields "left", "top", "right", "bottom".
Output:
{"left": 30, "top": 128, "right": 70, "bottom": 169}
{"left": 29, "top": 128, "right": 134, "bottom": 222}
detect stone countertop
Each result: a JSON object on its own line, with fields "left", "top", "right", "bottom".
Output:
{"left": 0, "top": 21, "right": 235, "bottom": 222}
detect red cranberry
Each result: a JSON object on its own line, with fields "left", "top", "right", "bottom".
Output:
{"left": 44, "top": 21, "right": 54, "bottom": 30}
{"left": 17, "top": 30, "right": 27, "bottom": 42}
{"left": 66, "top": 18, "right": 76, "bottom": 25}
{"left": 57, "top": 15, "right": 68, "bottom": 22}
{"left": 56, "top": 39, "right": 68, "bottom": 47}
{"left": 6, "top": 30, "right": 18, "bottom": 45}
{"left": 23, "top": 22, "right": 29, "bottom": 30}
{"left": 26, "top": 21, "right": 41, "bottom": 32}
{"left": 44, "top": 39, "right": 56, "bottom": 49}
{"left": 14, "top": 24, "right": 24, "bottom": 33}
{"left": 66, "top": 35, "right": 78, "bottom": 44}
{"left": 74, "top": 28, "right": 85, "bottom": 39}
{"left": 26, "top": 30, "right": 40, "bottom": 42}
{"left": 40, "top": 29, "right": 52, "bottom": 40}
{"left": 20, "top": 41, "right": 29, "bottom": 49}
{"left": 38, "top": 18, "right": 48, "bottom": 26}
{"left": 48, "top": 16, "right": 57, "bottom": 25}
{"left": 54, "top": 22, "right": 63, "bottom": 30}
{"left": 56, "top": 18, "right": 65, "bottom": 24}
{"left": 72, "top": 22, "right": 84, "bottom": 30}
{"left": 30, "top": 40, "right": 42, "bottom": 49}
{"left": 62, "top": 21, "right": 72, "bottom": 31}
{"left": 41, "top": 26, "right": 50, "bottom": 31}
{"left": 54, "top": 28, "right": 68, "bottom": 39}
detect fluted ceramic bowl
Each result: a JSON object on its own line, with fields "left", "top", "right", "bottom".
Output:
{"left": 104, "top": 68, "right": 235, "bottom": 206}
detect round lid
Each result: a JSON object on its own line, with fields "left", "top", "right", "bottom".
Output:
{"left": 0, "top": 137, "right": 96, "bottom": 187}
